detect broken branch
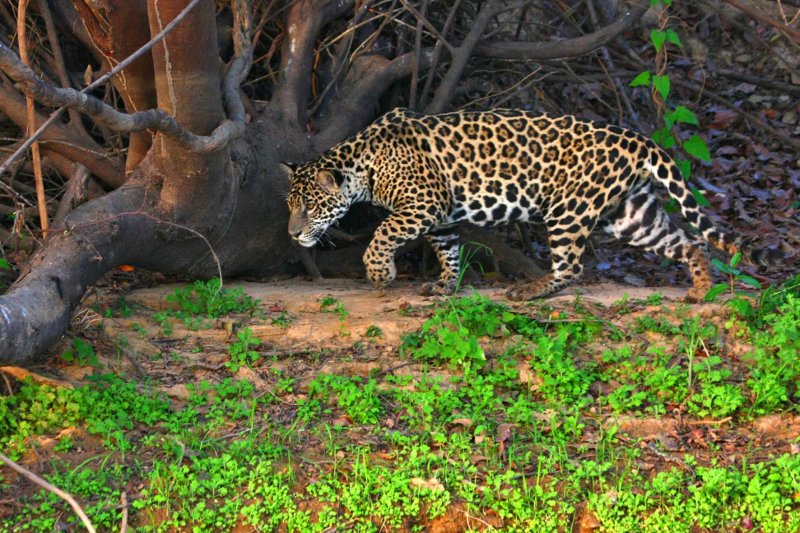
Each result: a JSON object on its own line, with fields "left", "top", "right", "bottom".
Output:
{"left": 474, "top": 1, "right": 648, "bottom": 60}
{"left": 0, "top": 452, "right": 97, "bottom": 533}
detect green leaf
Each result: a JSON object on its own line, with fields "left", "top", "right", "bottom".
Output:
{"left": 737, "top": 275, "right": 762, "bottom": 290}
{"left": 675, "top": 158, "right": 692, "bottom": 179}
{"left": 629, "top": 70, "right": 651, "bottom": 88}
{"left": 712, "top": 258, "right": 734, "bottom": 275}
{"left": 684, "top": 134, "right": 711, "bottom": 162}
{"left": 672, "top": 105, "right": 699, "bottom": 126}
{"left": 653, "top": 75, "right": 671, "bottom": 101}
{"left": 730, "top": 251, "right": 743, "bottom": 268}
{"left": 651, "top": 29, "right": 667, "bottom": 51}
{"left": 665, "top": 29, "right": 683, "bottom": 48}
{"left": 0, "top": 258, "right": 10, "bottom": 270}
{"left": 690, "top": 186, "right": 711, "bottom": 207}
{"left": 652, "top": 127, "right": 676, "bottom": 149}
{"left": 704, "top": 283, "right": 729, "bottom": 302}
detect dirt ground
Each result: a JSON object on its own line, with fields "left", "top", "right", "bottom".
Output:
{"left": 53, "top": 277, "right": 799, "bottom": 450}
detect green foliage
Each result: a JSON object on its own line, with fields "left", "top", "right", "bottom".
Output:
{"left": 226, "top": 327, "right": 262, "bottom": 372}
{"left": 705, "top": 252, "right": 763, "bottom": 301}
{"left": 400, "top": 293, "right": 543, "bottom": 372}
{"left": 298, "top": 374, "right": 382, "bottom": 425}
{"left": 632, "top": 0, "right": 711, "bottom": 205}
{"left": 365, "top": 324, "right": 383, "bottom": 338}
{"left": 167, "top": 278, "right": 259, "bottom": 318}
{"left": 59, "top": 338, "right": 101, "bottom": 368}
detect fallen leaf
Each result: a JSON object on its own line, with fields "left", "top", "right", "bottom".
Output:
{"left": 410, "top": 477, "right": 445, "bottom": 492}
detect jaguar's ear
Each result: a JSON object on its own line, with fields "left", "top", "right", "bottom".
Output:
{"left": 279, "top": 162, "right": 296, "bottom": 177}
{"left": 316, "top": 170, "right": 340, "bottom": 194}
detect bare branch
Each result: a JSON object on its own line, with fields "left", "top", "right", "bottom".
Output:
{"left": 723, "top": 0, "right": 800, "bottom": 45}
{"left": 0, "top": 453, "right": 97, "bottom": 533}
{"left": 426, "top": 0, "right": 500, "bottom": 114}
{"left": 273, "top": 0, "right": 355, "bottom": 127}
{"left": 17, "top": 0, "right": 48, "bottom": 232}
{"left": 0, "top": 45, "right": 239, "bottom": 153}
{"left": 418, "top": 0, "right": 461, "bottom": 110}
{"left": 224, "top": 0, "right": 255, "bottom": 124}
{"left": 474, "top": 1, "right": 649, "bottom": 60}
{"left": 51, "top": 163, "right": 90, "bottom": 230}
{"left": 0, "top": 82, "right": 125, "bottom": 187}
{"left": 0, "top": 0, "right": 255, "bottom": 161}
{"left": 0, "top": 0, "right": 204, "bottom": 179}
{"left": 36, "top": 0, "right": 89, "bottom": 137}
{"left": 398, "top": 0, "right": 455, "bottom": 54}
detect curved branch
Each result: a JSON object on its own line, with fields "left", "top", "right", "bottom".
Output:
{"left": 273, "top": 0, "right": 355, "bottom": 128}
{"left": 0, "top": 43, "right": 243, "bottom": 154}
{"left": 474, "top": 1, "right": 649, "bottom": 60}
{"left": 0, "top": 0, "right": 203, "bottom": 181}
{"left": 0, "top": 81, "right": 125, "bottom": 187}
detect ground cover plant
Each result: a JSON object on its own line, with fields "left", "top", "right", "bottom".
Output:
{"left": 1, "top": 275, "right": 799, "bottom": 531}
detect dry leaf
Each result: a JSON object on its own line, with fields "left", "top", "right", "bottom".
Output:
{"left": 410, "top": 477, "right": 445, "bottom": 492}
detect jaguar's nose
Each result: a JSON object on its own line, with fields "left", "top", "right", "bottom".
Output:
{"left": 288, "top": 227, "right": 302, "bottom": 239}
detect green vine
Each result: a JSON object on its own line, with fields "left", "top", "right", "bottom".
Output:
{"left": 630, "top": 0, "right": 712, "bottom": 209}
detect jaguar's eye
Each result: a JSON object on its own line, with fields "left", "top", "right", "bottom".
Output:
{"left": 305, "top": 202, "right": 315, "bottom": 212}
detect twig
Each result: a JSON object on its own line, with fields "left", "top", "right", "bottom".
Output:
{"left": 418, "top": 0, "right": 462, "bottom": 110}
{"left": 36, "top": 0, "right": 90, "bottom": 139}
{"left": 398, "top": 0, "right": 455, "bottom": 54}
{"left": 0, "top": 0, "right": 204, "bottom": 178}
{"left": 119, "top": 491, "right": 128, "bottom": 533}
{"left": 17, "top": 0, "right": 48, "bottom": 233}
{"left": 474, "top": 1, "right": 648, "bottom": 60}
{"left": 426, "top": 0, "right": 500, "bottom": 114}
{"left": 0, "top": 453, "right": 97, "bottom": 533}
{"left": 722, "top": 0, "right": 800, "bottom": 46}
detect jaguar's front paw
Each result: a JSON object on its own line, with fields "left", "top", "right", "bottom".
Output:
{"left": 365, "top": 263, "right": 397, "bottom": 289}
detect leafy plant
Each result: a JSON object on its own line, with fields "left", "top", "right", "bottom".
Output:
{"left": 630, "top": 0, "right": 711, "bottom": 210}
{"left": 226, "top": 327, "right": 262, "bottom": 372}
{"left": 167, "top": 278, "right": 259, "bottom": 318}
{"left": 704, "top": 252, "right": 762, "bottom": 301}
{"left": 59, "top": 338, "right": 101, "bottom": 368}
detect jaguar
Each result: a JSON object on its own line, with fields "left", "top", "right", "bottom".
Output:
{"left": 284, "top": 108, "right": 777, "bottom": 300}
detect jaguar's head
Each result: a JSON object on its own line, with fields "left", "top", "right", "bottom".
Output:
{"left": 282, "top": 162, "right": 349, "bottom": 247}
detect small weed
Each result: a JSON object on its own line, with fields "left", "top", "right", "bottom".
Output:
{"left": 705, "top": 252, "right": 762, "bottom": 301}
{"left": 167, "top": 278, "right": 259, "bottom": 318}
{"left": 270, "top": 310, "right": 292, "bottom": 327}
{"left": 319, "top": 295, "right": 349, "bottom": 335}
{"left": 226, "top": 327, "right": 262, "bottom": 372}
{"left": 365, "top": 324, "right": 383, "bottom": 338}
{"left": 59, "top": 338, "right": 101, "bottom": 368}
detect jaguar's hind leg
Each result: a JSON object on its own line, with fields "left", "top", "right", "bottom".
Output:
{"left": 421, "top": 228, "right": 460, "bottom": 295}
{"left": 599, "top": 183, "right": 712, "bottom": 301}
{"left": 506, "top": 224, "right": 593, "bottom": 300}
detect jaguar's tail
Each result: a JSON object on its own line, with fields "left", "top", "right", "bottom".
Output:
{"left": 643, "top": 139, "right": 783, "bottom": 267}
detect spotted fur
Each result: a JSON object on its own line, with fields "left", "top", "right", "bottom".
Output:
{"left": 285, "top": 108, "right": 775, "bottom": 300}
